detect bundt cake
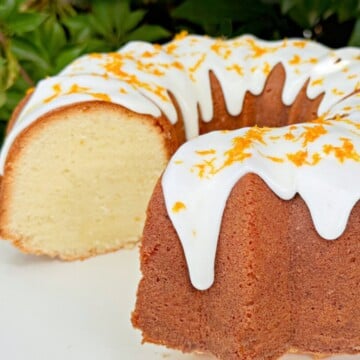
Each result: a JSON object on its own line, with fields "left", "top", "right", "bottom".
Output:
{"left": 131, "top": 35, "right": 360, "bottom": 359}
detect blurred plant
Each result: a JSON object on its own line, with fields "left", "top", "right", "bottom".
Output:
{"left": 0, "top": 0, "right": 48, "bottom": 136}
{"left": 170, "top": 0, "right": 360, "bottom": 44}
{"left": 171, "top": 0, "right": 282, "bottom": 38}
{"left": 276, "top": 0, "right": 360, "bottom": 45}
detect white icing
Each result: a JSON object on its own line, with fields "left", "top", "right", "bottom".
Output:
{"left": 1, "top": 34, "right": 359, "bottom": 291}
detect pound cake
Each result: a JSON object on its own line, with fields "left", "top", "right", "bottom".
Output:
{"left": 131, "top": 36, "right": 360, "bottom": 359}
{"left": 0, "top": 33, "right": 359, "bottom": 262}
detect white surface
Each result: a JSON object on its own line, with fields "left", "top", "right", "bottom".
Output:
{"left": 0, "top": 240, "right": 358, "bottom": 360}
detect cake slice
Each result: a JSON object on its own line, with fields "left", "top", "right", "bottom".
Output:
{"left": 0, "top": 102, "right": 176, "bottom": 259}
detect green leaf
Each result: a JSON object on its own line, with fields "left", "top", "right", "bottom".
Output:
{"left": 109, "top": 0, "right": 131, "bottom": 36}
{"left": 83, "top": 39, "right": 112, "bottom": 53}
{"left": 0, "top": 76, "right": 30, "bottom": 125}
{"left": 91, "top": 0, "right": 125, "bottom": 36}
{"left": 21, "top": 25, "right": 48, "bottom": 60}
{"left": 348, "top": 18, "right": 360, "bottom": 46}
{"left": 61, "top": 14, "right": 94, "bottom": 43}
{"left": 285, "top": 1, "right": 317, "bottom": 28}
{"left": 54, "top": 45, "right": 85, "bottom": 73}
{"left": 0, "top": 0, "right": 17, "bottom": 21}
{"left": 40, "top": 16, "right": 66, "bottom": 56}
{"left": 123, "top": 25, "right": 171, "bottom": 43}
{"left": 121, "top": 9, "right": 146, "bottom": 34}
{"left": 280, "top": 0, "right": 298, "bottom": 14}
{"left": 87, "top": 0, "right": 140, "bottom": 46}
{"left": 11, "top": 37, "right": 50, "bottom": 71}
{"left": 172, "top": 0, "right": 271, "bottom": 26}
{"left": 280, "top": 0, "right": 356, "bottom": 29}
{"left": 335, "top": 0, "right": 358, "bottom": 22}
{"left": 5, "top": 47, "right": 18, "bottom": 89}
{"left": 0, "top": 91, "right": 6, "bottom": 108}
{"left": 0, "top": 60, "right": 7, "bottom": 90}
{"left": 87, "top": 13, "right": 111, "bottom": 37}
{"left": 82, "top": 0, "right": 155, "bottom": 48}
{"left": 6, "top": 12, "right": 48, "bottom": 35}
{"left": 0, "top": 42, "right": 19, "bottom": 91}
{"left": 218, "top": 18, "right": 233, "bottom": 37}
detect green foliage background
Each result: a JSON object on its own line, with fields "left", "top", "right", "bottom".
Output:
{"left": 0, "top": 0, "right": 359, "bottom": 141}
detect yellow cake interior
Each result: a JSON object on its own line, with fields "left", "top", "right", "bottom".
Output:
{"left": 0, "top": 104, "right": 169, "bottom": 259}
